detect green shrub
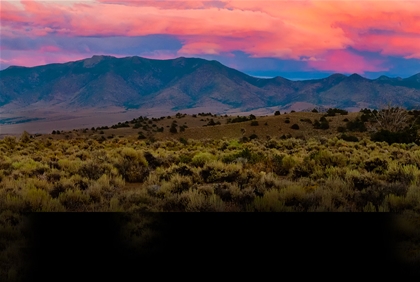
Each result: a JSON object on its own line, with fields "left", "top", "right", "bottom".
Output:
{"left": 58, "top": 189, "right": 90, "bottom": 211}
{"left": 114, "top": 148, "right": 149, "bottom": 182}
{"left": 346, "top": 118, "right": 367, "bottom": 132}
{"left": 291, "top": 124, "right": 300, "bottom": 130}
{"left": 326, "top": 108, "right": 348, "bottom": 116}
{"left": 371, "top": 128, "right": 419, "bottom": 145}
{"left": 300, "top": 118, "right": 312, "bottom": 124}
{"left": 337, "top": 126, "right": 346, "bottom": 133}
{"left": 169, "top": 122, "right": 178, "bottom": 133}
{"left": 364, "top": 158, "right": 388, "bottom": 173}
{"left": 200, "top": 162, "right": 242, "bottom": 183}
{"left": 191, "top": 152, "right": 216, "bottom": 167}
{"left": 340, "top": 134, "right": 359, "bottom": 142}
{"left": 78, "top": 160, "right": 105, "bottom": 180}
{"left": 313, "top": 119, "right": 329, "bottom": 129}
{"left": 249, "top": 134, "right": 258, "bottom": 140}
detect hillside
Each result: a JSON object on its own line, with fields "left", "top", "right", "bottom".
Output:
{"left": 1, "top": 55, "right": 420, "bottom": 116}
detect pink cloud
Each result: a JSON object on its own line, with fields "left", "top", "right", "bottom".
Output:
{"left": 39, "top": 45, "right": 61, "bottom": 53}
{"left": 307, "top": 50, "right": 388, "bottom": 74}
{"left": 0, "top": 51, "right": 90, "bottom": 68}
{"left": 1, "top": 0, "right": 420, "bottom": 73}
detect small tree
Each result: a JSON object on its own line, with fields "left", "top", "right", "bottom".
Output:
{"left": 170, "top": 123, "right": 178, "bottom": 134}
{"left": 20, "top": 131, "right": 31, "bottom": 143}
{"left": 368, "top": 104, "right": 420, "bottom": 144}
{"left": 369, "top": 104, "right": 410, "bottom": 133}
{"left": 274, "top": 111, "right": 281, "bottom": 116}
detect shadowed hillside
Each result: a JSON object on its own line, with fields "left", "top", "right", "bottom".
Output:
{"left": 1, "top": 55, "right": 420, "bottom": 114}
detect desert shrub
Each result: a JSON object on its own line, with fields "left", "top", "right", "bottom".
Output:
{"left": 310, "top": 150, "right": 347, "bottom": 168}
{"left": 274, "top": 111, "right": 281, "bottom": 116}
{"left": 405, "top": 185, "right": 420, "bottom": 210}
{"left": 206, "top": 119, "right": 220, "bottom": 126}
{"left": 86, "top": 182, "right": 103, "bottom": 204}
{"left": 22, "top": 188, "right": 53, "bottom": 212}
{"left": 385, "top": 194, "right": 411, "bottom": 213}
{"left": 257, "top": 172, "right": 282, "bottom": 189}
{"left": 364, "top": 158, "right": 388, "bottom": 173}
{"left": 371, "top": 128, "right": 419, "bottom": 145}
{"left": 178, "top": 153, "right": 193, "bottom": 164}
{"left": 227, "top": 115, "right": 256, "bottom": 124}
{"left": 250, "top": 121, "right": 259, "bottom": 126}
{"left": 19, "top": 131, "right": 31, "bottom": 143}
{"left": 337, "top": 126, "right": 346, "bottom": 133}
{"left": 58, "top": 189, "right": 90, "bottom": 211}
{"left": 113, "top": 148, "right": 149, "bottom": 182}
{"left": 300, "top": 118, "right": 312, "bottom": 124}
{"left": 340, "top": 134, "right": 359, "bottom": 142}
{"left": 346, "top": 118, "right": 367, "bottom": 132}
{"left": 172, "top": 164, "right": 195, "bottom": 177}
{"left": 291, "top": 124, "right": 300, "bottom": 130}
{"left": 184, "top": 189, "right": 226, "bottom": 212}
{"left": 265, "top": 139, "right": 280, "bottom": 149}
{"left": 345, "top": 170, "right": 379, "bottom": 191}
{"left": 75, "top": 151, "right": 90, "bottom": 161}
{"left": 197, "top": 184, "right": 215, "bottom": 197}
{"left": 169, "top": 123, "right": 178, "bottom": 134}
{"left": 291, "top": 160, "right": 315, "bottom": 179}
{"left": 249, "top": 134, "right": 258, "bottom": 140}
{"left": 251, "top": 190, "right": 288, "bottom": 212}
{"left": 159, "top": 193, "right": 189, "bottom": 211}
{"left": 179, "top": 137, "right": 188, "bottom": 145}
{"left": 326, "top": 108, "right": 348, "bottom": 116}
{"left": 167, "top": 174, "right": 193, "bottom": 193}
{"left": 352, "top": 184, "right": 387, "bottom": 211}
{"left": 382, "top": 182, "right": 409, "bottom": 197}
{"left": 279, "top": 184, "right": 306, "bottom": 209}
{"left": 229, "top": 147, "right": 265, "bottom": 164}
{"left": 78, "top": 160, "right": 106, "bottom": 180}
{"left": 191, "top": 152, "right": 216, "bottom": 167}
{"left": 272, "top": 155, "right": 296, "bottom": 176}
{"left": 200, "top": 161, "right": 242, "bottom": 183}
{"left": 284, "top": 119, "right": 290, "bottom": 124}
{"left": 386, "top": 164, "right": 419, "bottom": 186}
{"left": 313, "top": 119, "right": 329, "bottom": 129}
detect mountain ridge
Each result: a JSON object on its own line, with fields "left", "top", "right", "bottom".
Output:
{"left": 1, "top": 55, "right": 420, "bottom": 113}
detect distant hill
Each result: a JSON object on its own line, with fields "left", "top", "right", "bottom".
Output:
{"left": 1, "top": 55, "right": 420, "bottom": 114}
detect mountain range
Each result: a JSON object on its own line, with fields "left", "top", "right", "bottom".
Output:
{"left": 1, "top": 55, "right": 420, "bottom": 114}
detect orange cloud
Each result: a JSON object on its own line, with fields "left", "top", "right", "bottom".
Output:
{"left": 1, "top": 0, "right": 420, "bottom": 73}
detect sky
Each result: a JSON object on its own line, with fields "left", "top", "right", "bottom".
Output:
{"left": 1, "top": 0, "right": 420, "bottom": 80}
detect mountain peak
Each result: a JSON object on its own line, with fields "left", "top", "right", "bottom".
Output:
{"left": 330, "top": 73, "right": 346, "bottom": 78}
{"left": 377, "top": 75, "right": 390, "bottom": 81}
{"left": 347, "top": 73, "right": 365, "bottom": 81}
{"left": 5, "top": 65, "right": 27, "bottom": 70}
{"left": 83, "top": 55, "right": 114, "bottom": 68}
{"left": 91, "top": 55, "right": 115, "bottom": 59}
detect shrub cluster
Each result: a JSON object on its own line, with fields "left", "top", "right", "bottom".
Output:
{"left": 325, "top": 108, "right": 348, "bottom": 116}
{"left": 227, "top": 115, "right": 256, "bottom": 124}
